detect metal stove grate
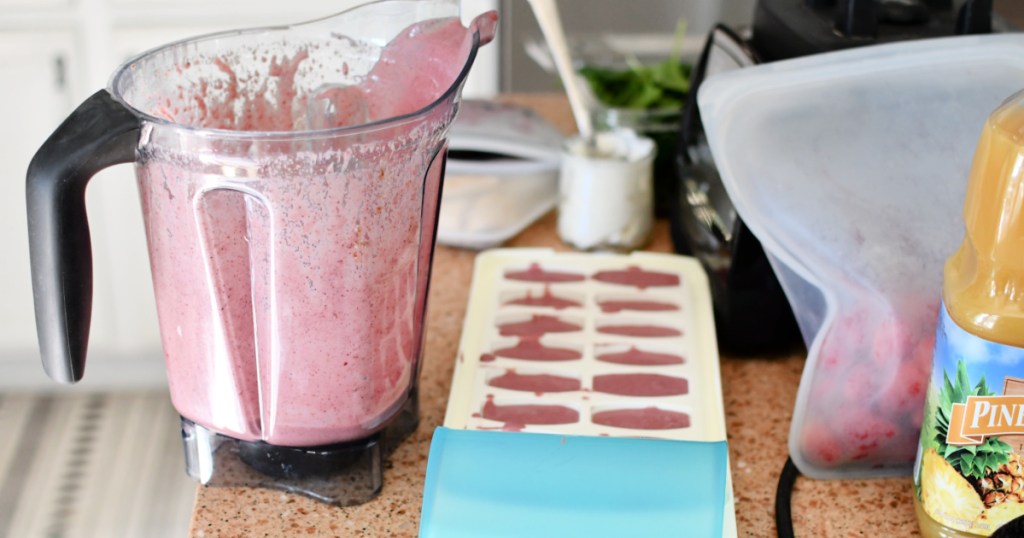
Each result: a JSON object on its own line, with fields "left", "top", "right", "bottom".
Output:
{"left": 0, "top": 391, "right": 195, "bottom": 538}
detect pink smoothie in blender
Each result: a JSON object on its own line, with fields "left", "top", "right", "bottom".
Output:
{"left": 26, "top": 0, "right": 496, "bottom": 505}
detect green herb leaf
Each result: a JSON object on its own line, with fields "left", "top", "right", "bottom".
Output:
{"left": 977, "top": 376, "right": 990, "bottom": 397}
{"left": 577, "top": 19, "right": 692, "bottom": 111}
{"left": 957, "top": 361, "right": 971, "bottom": 401}
{"left": 652, "top": 60, "right": 690, "bottom": 93}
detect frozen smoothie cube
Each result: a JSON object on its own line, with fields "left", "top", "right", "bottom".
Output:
{"left": 596, "top": 346, "right": 684, "bottom": 365}
{"left": 498, "top": 315, "right": 582, "bottom": 336}
{"left": 597, "top": 323, "right": 681, "bottom": 337}
{"left": 490, "top": 337, "right": 582, "bottom": 361}
{"left": 592, "top": 407, "right": 691, "bottom": 430}
{"left": 504, "top": 287, "right": 582, "bottom": 309}
{"left": 505, "top": 263, "right": 586, "bottom": 283}
{"left": 593, "top": 373, "right": 688, "bottom": 397}
{"left": 482, "top": 399, "right": 579, "bottom": 425}
{"left": 592, "top": 266, "right": 680, "bottom": 288}
{"left": 597, "top": 297, "right": 678, "bottom": 313}
{"left": 488, "top": 370, "right": 581, "bottom": 393}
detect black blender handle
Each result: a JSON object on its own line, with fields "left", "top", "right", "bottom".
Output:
{"left": 26, "top": 90, "right": 140, "bottom": 383}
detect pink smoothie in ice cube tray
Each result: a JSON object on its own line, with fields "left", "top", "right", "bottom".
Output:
{"left": 127, "top": 15, "right": 490, "bottom": 446}
{"left": 444, "top": 249, "right": 727, "bottom": 443}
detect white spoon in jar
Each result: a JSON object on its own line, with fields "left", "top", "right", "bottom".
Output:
{"left": 526, "top": 0, "right": 594, "bottom": 139}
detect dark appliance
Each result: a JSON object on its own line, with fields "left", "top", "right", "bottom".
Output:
{"left": 671, "top": 1, "right": 995, "bottom": 355}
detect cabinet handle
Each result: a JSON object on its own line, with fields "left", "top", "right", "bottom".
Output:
{"left": 54, "top": 55, "right": 66, "bottom": 90}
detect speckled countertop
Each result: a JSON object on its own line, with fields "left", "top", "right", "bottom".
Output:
{"left": 188, "top": 94, "right": 923, "bottom": 538}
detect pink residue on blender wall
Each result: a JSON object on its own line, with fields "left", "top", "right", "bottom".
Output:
{"left": 362, "top": 17, "right": 476, "bottom": 122}
{"left": 143, "top": 16, "right": 483, "bottom": 446}
{"left": 154, "top": 17, "right": 477, "bottom": 131}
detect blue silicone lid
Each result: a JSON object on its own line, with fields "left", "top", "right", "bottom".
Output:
{"left": 420, "top": 427, "right": 728, "bottom": 538}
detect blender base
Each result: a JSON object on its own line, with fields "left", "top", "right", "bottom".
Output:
{"left": 180, "top": 389, "right": 419, "bottom": 506}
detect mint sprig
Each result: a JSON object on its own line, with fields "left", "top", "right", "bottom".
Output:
{"left": 577, "top": 19, "right": 691, "bottom": 110}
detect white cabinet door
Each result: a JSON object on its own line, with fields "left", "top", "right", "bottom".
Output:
{"left": 462, "top": 0, "right": 500, "bottom": 97}
{"left": 0, "top": 32, "right": 75, "bottom": 362}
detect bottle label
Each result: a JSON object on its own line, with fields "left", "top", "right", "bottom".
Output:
{"left": 916, "top": 303, "right": 1024, "bottom": 535}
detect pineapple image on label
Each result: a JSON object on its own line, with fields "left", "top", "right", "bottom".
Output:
{"left": 920, "top": 448, "right": 986, "bottom": 525}
{"left": 980, "top": 497, "right": 1024, "bottom": 530}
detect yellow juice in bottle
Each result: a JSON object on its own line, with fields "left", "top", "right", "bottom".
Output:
{"left": 915, "top": 91, "right": 1024, "bottom": 537}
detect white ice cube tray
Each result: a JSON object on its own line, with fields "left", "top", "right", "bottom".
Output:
{"left": 444, "top": 249, "right": 727, "bottom": 442}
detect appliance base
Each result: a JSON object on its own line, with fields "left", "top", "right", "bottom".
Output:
{"left": 180, "top": 389, "right": 419, "bottom": 506}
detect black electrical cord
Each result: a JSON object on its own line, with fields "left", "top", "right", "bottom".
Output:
{"left": 775, "top": 457, "right": 799, "bottom": 538}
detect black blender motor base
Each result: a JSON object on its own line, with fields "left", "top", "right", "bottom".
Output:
{"left": 180, "top": 390, "right": 419, "bottom": 506}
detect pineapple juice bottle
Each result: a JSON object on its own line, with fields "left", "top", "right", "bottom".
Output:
{"left": 915, "top": 91, "right": 1024, "bottom": 537}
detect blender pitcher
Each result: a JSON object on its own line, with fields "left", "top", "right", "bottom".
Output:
{"left": 25, "top": 0, "right": 496, "bottom": 505}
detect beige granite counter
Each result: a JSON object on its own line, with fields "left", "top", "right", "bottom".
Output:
{"left": 189, "top": 94, "right": 922, "bottom": 537}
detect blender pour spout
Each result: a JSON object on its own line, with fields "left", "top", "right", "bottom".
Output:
{"left": 469, "top": 10, "right": 498, "bottom": 46}
{"left": 303, "top": 9, "right": 498, "bottom": 131}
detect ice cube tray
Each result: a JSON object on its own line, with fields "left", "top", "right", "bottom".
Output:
{"left": 444, "top": 249, "right": 727, "bottom": 442}
{"left": 437, "top": 249, "right": 735, "bottom": 537}
{"left": 420, "top": 428, "right": 729, "bottom": 538}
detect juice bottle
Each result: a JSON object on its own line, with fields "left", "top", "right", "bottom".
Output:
{"left": 915, "top": 91, "right": 1024, "bottom": 536}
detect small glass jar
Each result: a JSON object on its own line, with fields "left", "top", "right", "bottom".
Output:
{"left": 594, "top": 106, "right": 680, "bottom": 218}
{"left": 557, "top": 128, "right": 656, "bottom": 252}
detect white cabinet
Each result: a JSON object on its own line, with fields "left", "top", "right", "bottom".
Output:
{"left": 0, "top": 32, "right": 75, "bottom": 361}
{"left": 0, "top": 0, "right": 66, "bottom": 6}
{"left": 1, "top": 0, "right": 500, "bottom": 387}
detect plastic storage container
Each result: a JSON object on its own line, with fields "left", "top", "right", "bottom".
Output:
{"left": 438, "top": 100, "right": 564, "bottom": 250}
{"left": 698, "top": 34, "right": 1024, "bottom": 478}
